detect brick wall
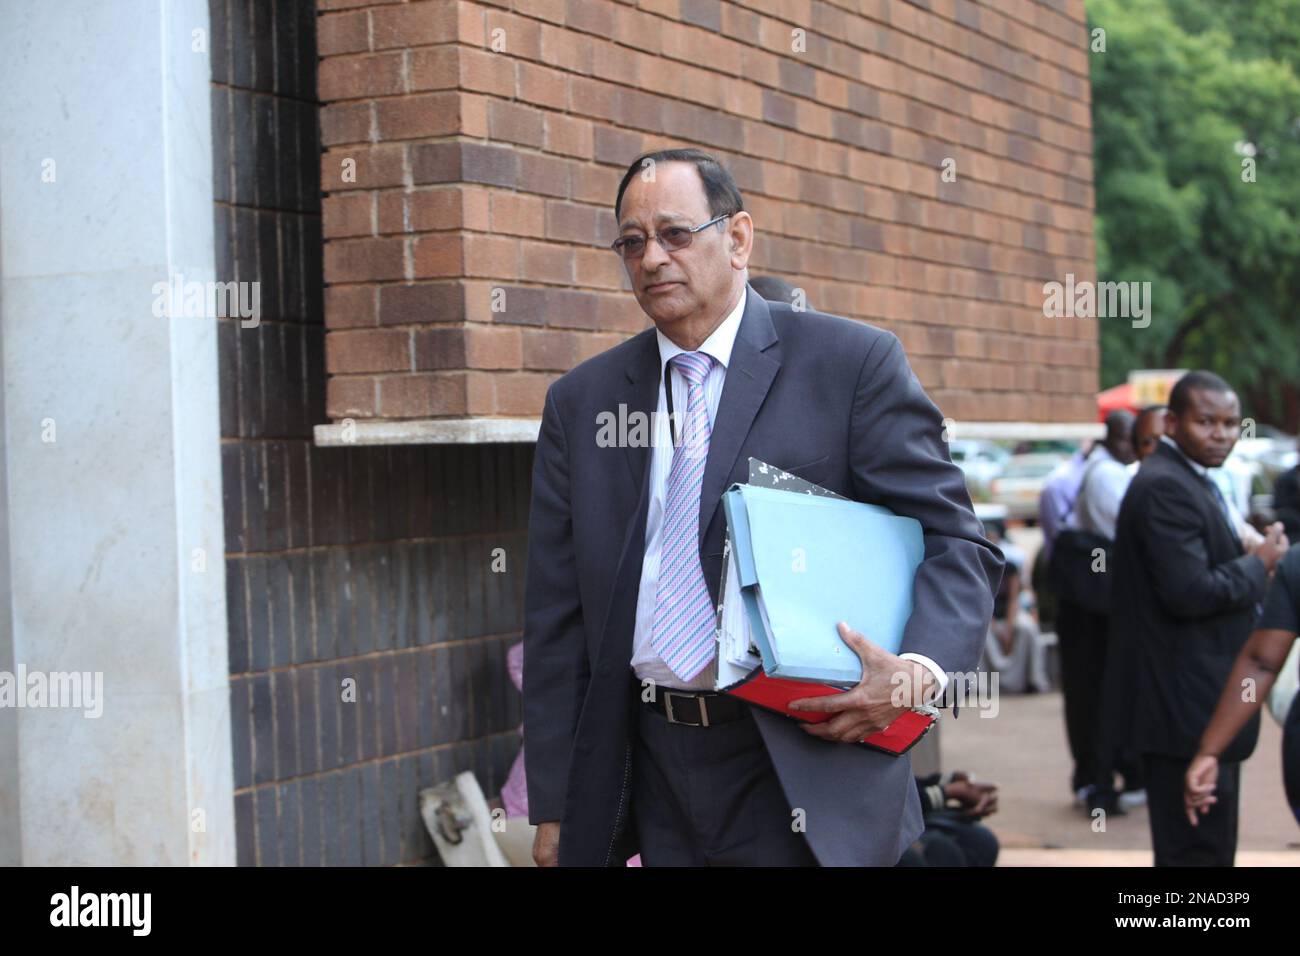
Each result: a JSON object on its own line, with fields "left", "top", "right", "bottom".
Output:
{"left": 211, "top": 0, "right": 526, "bottom": 866}
{"left": 317, "top": 0, "right": 1099, "bottom": 425}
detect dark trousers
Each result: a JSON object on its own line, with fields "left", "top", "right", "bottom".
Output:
{"left": 1057, "top": 599, "right": 1145, "bottom": 795}
{"left": 1056, "top": 599, "right": 1108, "bottom": 792}
{"left": 632, "top": 698, "right": 819, "bottom": 866}
{"left": 1096, "top": 628, "right": 1145, "bottom": 796}
{"left": 1143, "top": 753, "right": 1240, "bottom": 866}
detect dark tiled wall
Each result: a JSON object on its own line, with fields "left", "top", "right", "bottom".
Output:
{"left": 210, "top": 0, "right": 527, "bottom": 866}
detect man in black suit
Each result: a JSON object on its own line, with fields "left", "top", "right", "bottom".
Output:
{"left": 1110, "top": 370, "right": 1289, "bottom": 865}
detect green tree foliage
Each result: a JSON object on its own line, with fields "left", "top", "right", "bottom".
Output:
{"left": 1088, "top": 0, "right": 1300, "bottom": 428}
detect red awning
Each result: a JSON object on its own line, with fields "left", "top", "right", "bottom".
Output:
{"left": 1097, "top": 382, "right": 1137, "bottom": 421}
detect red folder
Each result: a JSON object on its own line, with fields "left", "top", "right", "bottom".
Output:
{"left": 721, "top": 667, "right": 938, "bottom": 756}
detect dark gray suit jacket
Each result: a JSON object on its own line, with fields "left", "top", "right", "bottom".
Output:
{"left": 522, "top": 284, "right": 1003, "bottom": 865}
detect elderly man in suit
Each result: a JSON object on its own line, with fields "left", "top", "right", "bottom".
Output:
{"left": 1109, "top": 370, "right": 1289, "bottom": 866}
{"left": 522, "top": 148, "right": 1003, "bottom": 867}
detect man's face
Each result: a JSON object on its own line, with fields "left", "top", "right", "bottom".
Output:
{"left": 615, "top": 162, "right": 750, "bottom": 329}
{"left": 1109, "top": 431, "right": 1136, "bottom": 466}
{"left": 1133, "top": 410, "right": 1164, "bottom": 461}
{"left": 1168, "top": 389, "right": 1241, "bottom": 468}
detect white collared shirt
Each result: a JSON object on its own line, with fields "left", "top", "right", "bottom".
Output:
{"left": 1072, "top": 445, "right": 1132, "bottom": 540}
{"left": 630, "top": 287, "right": 746, "bottom": 691}
{"left": 630, "top": 286, "right": 949, "bottom": 701}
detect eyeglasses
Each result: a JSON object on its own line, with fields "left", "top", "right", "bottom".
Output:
{"left": 610, "top": 214, "right": 730, "bottom": 260}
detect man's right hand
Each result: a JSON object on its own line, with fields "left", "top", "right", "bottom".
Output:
{"left": 533, "top": 821, "right": 561, "bottom": 867}
{"left": 1255, "top": 522, "right": 1290, "bottom": 573}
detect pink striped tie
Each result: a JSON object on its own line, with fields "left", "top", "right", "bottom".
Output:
{"left": 650, "top": 351, "right": 718, "bottom": 682}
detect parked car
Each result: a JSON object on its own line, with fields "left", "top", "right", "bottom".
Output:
{"left": 949, "top": 440, "right": 1009, "bottom": 495}
{"left": 989, "top": 452, "right": 1068, "bottom": 522}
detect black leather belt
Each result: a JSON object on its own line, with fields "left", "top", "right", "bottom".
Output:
{"left": 643, "top": 687, "right": 748, "bottom": 727}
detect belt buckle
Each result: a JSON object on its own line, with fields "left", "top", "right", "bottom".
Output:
{"left": 664, "top": 690, "right": 708, "bottom": 727}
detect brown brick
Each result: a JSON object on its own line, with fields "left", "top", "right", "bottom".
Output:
{"left": 568, "top": 76, "right": 619, "bottom": 122}
{"left": 380, "top": 187, "right": 464, "bottom": 233}
{"left": 320, "top": 102, "right": 373, "bottom": 147}
{"left": 540, "top": 23, "right": 594, "bottom": 74}
{"left": 461, "top": 185, "right": 491, "bottom": 231}
{"left": 574, "top": 247, "right": 623, "bottom": 288}
{"left": 490, "top": 191, "right": 546, "bottom": 237}
{"left": 325, "top": 285, "right": 378, "bottom": 329}
{"left": 613, "top": 6, "right": 660, "bottom": 55}
{"left": 544, "top": 200, "right": 598, "bottom": 244}
{"left": 521, "top": 328, "right": 579, "bottom": 370}
{"left": 593, "top": 125, "right": 641, "bottom": 165}
{"left": 520, "top": 241, "right": 574, "bottom": 285}
{"left": 567, "top": 0, "right": 615, "bottom": 37}
{"left": 318, "top": 0, "right": 397, "bottom": 9}
{"left": 518, "top": 152, "right": 570, "bottom": 197}
{"left": 411, "top": 234, "right": 464, "bottom": 278}
{"left": 375, "top": 92, "right": 461, "bottom": 140}
{"left": 484, "top": 9, "right": 543, "bottom": 60}
{"left": 412, "top": 327, "right": 467, "bottom": 369}
{"left": 458, "top": 1, "right": 492, "bottom": 45}
{"left": 591, "top": 38, "right": 640, "bottom": 86}
{"left": 571, "top": 162, "right": 619, "bottom": 205}
{"left": 322, "top": 192, "right": 375, "bottom": 239}
{"left": 459, "top": 47, "right": 517, "bottom": 97}
{"left": 493, "top": 371, "right": 552, "bottom": 415}
{"left": 487, "top": 100, "right": 546, "bottom": 148}
{"left": 325, "top": 329, "right": 411, "bottom": 373}
{"left": 464, "top": 325, "right": 525, "bottom": 369}
{"left": 463, "top": 234, "right": 520, "bottom": 278}
{"left": 324, "top": 237, "right": 406, "bottom": 282}
{"left": 484, "top": 284, "right": 545, "bottom": 326}
{"left": 517, "top": 61, "right": 568, "bottom": 110}
{"left": 326, "top": 376, "right": 378, "bottom": 419}
{"left": 544, "top": 113, "right": 594, "bottom": 159}
{"left": 412, "top": 324, "right": 523, "bottom": 371}
{"left": 321, "top": 145, "right": 406, "bottom": 191}
{"left": 379, "top": 282, "right": 466, "bottom": 326}
{"left": 370, "top": 1, "right": 458, "bottom": 50}
{"left": 407, "top": 47, "right": 459, "bottom": 91}
{"left": 318, "top": 52, "right": 405, "bottom": 101}
{"left": 379, "top": 372, "right": 469, "bottom": 418}
{"left": 317, "top": 10, "right": 371, "bottom": 57}
{"left": 516, "top": 0, "right": 567, "bottom": 25}
{"left": 410, "top": 142, "right": 519, "bottom": 188}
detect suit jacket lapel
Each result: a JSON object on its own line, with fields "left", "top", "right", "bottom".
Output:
{"left": 621, "top": 328, "right": 661, "bottom": 497}
{"left": 594, "top": 329, "right": 661, "bottom": 666}
{"left": 698, "top": 287, "right": 781, "bottom": 552}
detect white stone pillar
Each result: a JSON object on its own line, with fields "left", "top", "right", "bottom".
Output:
{"left": 0, "top": 0, "right": 233, "bottom": 864}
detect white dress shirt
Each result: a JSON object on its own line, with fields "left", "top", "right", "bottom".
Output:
{"left": 630, "top": 286, "right": 950, "bottom": 702}
{"left": 1072, "top": 445, "right": 1132, "bottom": 540}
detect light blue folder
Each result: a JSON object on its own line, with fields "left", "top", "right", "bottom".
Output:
{"left": 721, "top": 481, "right": 924, "bottom": 685}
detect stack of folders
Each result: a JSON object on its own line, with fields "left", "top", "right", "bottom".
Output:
{"left": 715, "top": 458, "right": 939, "bottom": 755}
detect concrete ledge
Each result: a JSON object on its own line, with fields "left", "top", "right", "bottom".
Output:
{"left": 314, "top": 418, "right": 542, "bottom": 446}
{"left": 947, "top": 421, "right": 1104, "bottom": 441}
{"left": 314, "top": 418, "right": 1104, "bottom": 447}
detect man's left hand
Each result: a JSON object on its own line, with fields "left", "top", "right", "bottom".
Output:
{"left": 787, "top": 622, "right": 935, "bottom": 743}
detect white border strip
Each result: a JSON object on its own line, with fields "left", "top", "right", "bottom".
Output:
{"left": 314, "top": 418, "right": 1104, "bottom": 446}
